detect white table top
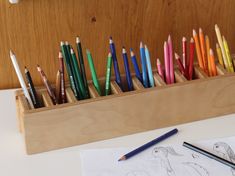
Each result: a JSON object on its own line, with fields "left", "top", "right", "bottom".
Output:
{"left": 1, "top": 89, "right": 235, "bottom": 176}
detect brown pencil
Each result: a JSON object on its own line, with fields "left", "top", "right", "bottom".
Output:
{"left": 59, "top": 51, "right": 66, "bottom": 103}
{"left": 55, "top": 70, "right": 61, "bottom": 104}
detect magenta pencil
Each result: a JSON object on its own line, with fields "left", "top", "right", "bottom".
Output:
{"left": 168, "top": 35, "right": 174, "bottom": 84}
{"left": 164, "top": 41, "right": 170, "bottom": 84}
{"left": 156, "top": 58, "right": 165, "bottom": 81}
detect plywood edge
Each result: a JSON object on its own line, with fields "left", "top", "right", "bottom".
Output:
{"left": 110, "top": 81, "right": 123, "bottom": 94}
{"left": 41, "top": 90, "right": 54, "bottom": 107}
{"left": 216, "top": 64, "right": 228, "bottom": 76}
{"left": 174, "top": 69, "right": 188, "bottom": 83}
{"left": 194, "top": 66, "right": 208, "bottom": 79}
{"left": 153, "top": 73, "right": 166, "bottom": 86}
{"left": 132, "top": 77, "right": 144, "bottom": 90}
{"left": 65, "top": 87, "right": 77, "bottom": 103}
{"left": 88, "top": 84, "right": 100, "bottom": 98}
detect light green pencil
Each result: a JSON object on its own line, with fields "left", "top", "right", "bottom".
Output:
{"left": 86, "top": 49, "right": 101, "bottom": 95}
{"left": 105, "top": 53, "right": 112, "bottom": 96}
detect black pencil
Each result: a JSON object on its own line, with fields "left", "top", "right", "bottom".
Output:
{"left": 118, "top": 128, "right": 178, "bottom": 161}
{"left": 24, "top": 67, "right": 41, "bottom": 108}
{"left": 183, "top": 142, "right": 235, "bottom": 169}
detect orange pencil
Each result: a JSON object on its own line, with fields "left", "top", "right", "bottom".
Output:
{"left": 205, "top": 35, "right": 212, "bottom": 76}
{"left": 193, "top": 29, "right": 204, "bottom": 70}
{"left": 209, "top": 49, "right": 217, "bottom": 76}
{"left": 199, "top": 28, "right": 208, "bottom": 74}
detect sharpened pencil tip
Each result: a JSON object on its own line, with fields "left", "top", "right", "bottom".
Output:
{"left": 76, "top": 36, "right": 80, "bottom": 43}
{"left": 118, "top": 156, "right": 126, "bottom": 161}
{"left": 9, "top": 50, "right": 14, "bottom": 56}
{"left": 199, "top": 28, "right": 203, "bottom": 33}
{"left": 108, "top": 52, "right": 112, "bottom": 57}
{"left": 109, "top": 37, "right": 113, "bottom": 44}
{"left": 70, "top": 48, "right": 74, "bottom": 54}
{"left": 175, "top": 53, "right": 180, "bottom": 59}
{"left": 65, "top": 41, "right": 69, "bottom": 45}
{"left": 182, "top": 37, "right": 187, "bottom": 42}
{"left": 86, "top": 49, "right": 90, "bottom": 53}
{"left": 130, "top": 50, "right": 135, "bottom": 57}
{"left": 59, "top": 51, "right": 63, "bottom": 58}
{"left": 190, "top": 38, "right": 194, "bottom": 43}
{"left": 144, "top": 45, "right": 148, "bottom": 49}
{"left": 60, "top": 41, "right": 64, "bottom": 46}
{"left": 210, "top": 48, "right": 214, "bottom": 56}
{"left": 193, "top": 29, "right": 197, "bottom": 36}
{"left": 216, "top": 43, "right": 219, "bottom": 48}
{"left": 122, "top": 47, "right": 126, "bottom": 53}
{"left": 157, "top": 58, "right": 161, "bottom": 65}
{"left": 36, "top": 65, "right": 41, "bottom": 72}
{"left": 168, "top": 35, "right": 171, "bottom": 41}
{"left": 140, "top": 42, "right": 143, "bottom": 48}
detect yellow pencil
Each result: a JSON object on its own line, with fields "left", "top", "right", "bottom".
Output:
{"left": 216, "top": 43, "right": 224, "bottom": 68}
{"left": 215, "top": 24, "right": 229, "bottom": 71}
{"left": 205, "top": 35, "right": 212, "bottom": 76}
{"left": 193, "top": 29, "right": 204, "bottom": 70}
{"left": 222, "top": 36, "right": 234, "bottom": 72}
{"left": 209, "top": 49, "right": 217, "bottom": 76}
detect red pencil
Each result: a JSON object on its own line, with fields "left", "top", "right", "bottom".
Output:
{"left": 189, "top": 38, "right": 195, "bottom": 80}
{"left": 156, "top": 58, "right": 165, "bottom": 81}
{"left": 175, "top": 53, "right": 186, "bottom": 76}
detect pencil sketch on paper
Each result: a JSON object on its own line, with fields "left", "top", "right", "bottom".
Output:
{"left": 213, "top": 142, "right": 235, "bottom": 176}
{"left": 152, "top": 147, "right": 209, "bottom": 176}
{"left": 125, "top": 171, "right": 150, "bottom": 176}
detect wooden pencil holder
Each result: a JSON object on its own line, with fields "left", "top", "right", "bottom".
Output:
{"left": 15, "top": 63, "right": 235, "bottom": 154}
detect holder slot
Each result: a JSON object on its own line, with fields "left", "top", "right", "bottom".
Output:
{"left": 41, "top": 90, "right": 54, "bottom": 107}
{"left": 132, "top": 77, "right": 144, "bottom": 90}
{"left": 194, "top": 66, "right": 208, "bottom": 79}
{"left": 216, "top": 64, "right": 227, "bottom": 75}
{"left": 65, "top": 87, "right": 77, "bottom": 103}
{"left": 174, "top": 69, "right": 188, "bottom": 83}
{"left": 110, "top": 81, "right": 123, "bottom": 94}
{"left": 88, "top": 84, "right": 101, "bottom": 98}
{"left": 153, "top": 73, "right": 166, "bottom": 86}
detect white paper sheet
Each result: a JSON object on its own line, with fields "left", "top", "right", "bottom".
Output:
{"left": 80, "top": 136, "right": 235, "bottom": 176}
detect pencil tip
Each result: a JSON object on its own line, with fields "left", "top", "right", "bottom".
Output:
{"left": 60, "top": 41, "right": 64, "bottom": 46}
{"left": 190, "top": 38, "right": 194, "bottom": 42}
{"left": 109, "top": 37, "right": 113, "bottom": 44}
{"left": 118, "top": 156, "right": 126, "bottom": 161}
{"left": 175, "top": 52, "right": 179, "bottom": 59}
{"left": 210, "top": 48, "right": 214, "bottom": 55}
{"left": 168, "top": 35, "right": 171, "bottom": 41}
{"left": 140, "top": 42, "right": 143, "bottom": 48}
{"left": 193, "top": 29, "right": 197, "bottom": 36}
{"left": 76, "top": 36, "right": 80, "bottom": 43}
{"left": 108, "top": 52, "right": 112, "bottom": 57}
{"left": 199, "top": 28, "right": 202, "bottom": 33}
{"left": 157, "top": 58, "right": 161, "bottom": 64}
{"left": 182, "top": 37, "right": 187, "bottom": 42}
{"left": 86, "top": 49, "right": 90, "bottom": 53}
{"left": 122, "top": 47, "right": 126, "bottom": 53}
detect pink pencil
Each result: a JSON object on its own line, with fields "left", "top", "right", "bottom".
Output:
{"left": 156, "top": 58, "right": 165, "bottom": 81}
{"left": 168, "top": 35, "right": 174, "bottom": 84}
{"left": 164, "top": 41, "right": 171, "bottom": 84}
{"left": 182, "top": 37, "right": 187, "bottom": 69}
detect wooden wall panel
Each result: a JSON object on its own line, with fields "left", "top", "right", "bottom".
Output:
{"left": 0, "top": 0, "right": 235, "bottom": 89}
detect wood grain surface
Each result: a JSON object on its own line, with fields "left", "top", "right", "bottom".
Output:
{"left": 0, "top": 0, "right": 235, "bottom": 89}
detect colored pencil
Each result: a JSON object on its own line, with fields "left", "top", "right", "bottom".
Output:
{"left": 71, "top": 47, "right": 86, "bottom": 99}
{"left": 209, "top": 49, "right": 217, "bottom": 76}
{"left": 182, "top": 37, "right": 187, "bottom": 69}
{"left": 199, "top": 28, "right": 208, "bottom": 74}
{"left": 58, "top": 51, "right": 66, "bottom": 103}
{"left": 189, "top": 38, "right": 195, "bottom": 80}
{"left": 109, "top": 37, "right": 123, "bottom": 90}
{"left": 140, "top": 42, "right": 149, "bottom": 88}
{"left": 105, "top": 53, "right": 112, "bottom": 96}
{"left": 37, "top": 65, "right": 57, "bottom": 105}
{"left": 175, "top": 53, "right": 186, "bottom": 76}
{"left": 122, "top": 47, "right": 133, "bottom": 91}
{"left": 24, "top": 67, "right": 41, "bottom": 108}
{"left": 205, "top": 35, "right": 212, "bottom": 76}
{"left": 145, "top": 45, "right": 154, "bottom": 87}
{"left": 215, "top": 24, "right": 229, "bottom": 71}
{"left": 164, "top": 41, "right": 171, "bottom": 84}
{"left": 130, "top": 49, "right": 143, "bottom": 83}
{"left": 222, "top": 36, "right": 234, "bottom": 72}
{"left": 216, "top": 43, "right": 224, "bottom": 68}
{"left": 86, "top": 49, "right": 102, "bottom": 95}
{"left": 168, "top": 35, "right": 174, "bottom": 84}
{"left": 118, "top": 128, "right": 178, "bottom": 161}
{"left": 10, "top": 51, "right": 34, "bottom": 109}
{"left": 156, "top": 58, "right": 165, "bottom": 81}
{"left": 60, "top": 41, "right": 79, "bottom": 99}
{"left": 183, "top": 142, "right": 235, "bottom": 169}
{"left": 55, "top": 70, "right": 61, "bottom": 103}
{"left": 76, "top": 37, "right": 90, "bottom": 98}
{"left": 193, "top": 29, "right": 204, "bottom": 70}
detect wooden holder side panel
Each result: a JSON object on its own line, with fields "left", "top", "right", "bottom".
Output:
{"left": 23, "top": 75, "right": 235, "bottom": 154}
{"left": 88, "top": 84, "right": 100, "bottom": 98}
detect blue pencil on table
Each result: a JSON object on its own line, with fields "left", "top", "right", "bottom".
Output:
{"left": 118, "top": 128, "right": 178, "bottom": 161}
{"left": 140, "top": 42, "right": 148, "bottom": 88}
{"left": 144, "top": 45, "right": 155, "bottom": 87}
{"left": 130, "top": 48, "right": 143, "bottom": 83}
{"left": 109, "top": 37, "right": 123, "bottom": 90}
{"left": 122, "top": 47, "right": 133, "bottom": 91}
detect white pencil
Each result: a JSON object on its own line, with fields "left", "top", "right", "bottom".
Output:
{"left": 10, "top": 50, "right": 34, "bottom": 109}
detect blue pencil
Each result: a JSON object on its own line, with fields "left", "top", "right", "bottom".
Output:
{"left": 109, "top": 37, "right": 123, "bottom": 90}
{"left": 130, "top": 49, "right": 143, "bottom": 83}
{"left": 144, "top": 45, "right": 155, "bottom": 87}
{"left": 122, "top": 47, "right": 133, "bottom": 91}
{"left": 118, "top": 128, "right": 178, "bottom": 161}
{"left": 140, "top": 42, "right": 148, "bottom": 88}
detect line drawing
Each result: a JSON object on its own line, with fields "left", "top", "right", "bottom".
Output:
{"left": 213, "top": 142, "right": 235, "bottom": 175}
{"left": 152, "top": 146, "right": 209, "bottom": 176}
{"left": 126, "top": 171, "right": 150, "bottom": 176}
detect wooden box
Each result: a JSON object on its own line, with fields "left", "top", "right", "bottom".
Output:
{"left": 15, "top": 64, "right": 235, "bottom": 154}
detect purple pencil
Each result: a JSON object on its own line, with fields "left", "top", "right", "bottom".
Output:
{"left": 168, "top": 35, "right": 174, "bottom": 84}
{"left": 164, "top": 41, "right": 171, "bottom": 84}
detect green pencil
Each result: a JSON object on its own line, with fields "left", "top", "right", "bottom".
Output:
{"left": 70, "top": 48, "right": 86, "bottom": 99}
{"left": 86, "top": 49, "right": 101, "bottom": 95}
{"left": 76, "top": 37, "right": 90, "bottom": 98}
{"left": 105, "top": 53, "right": 112, "bottom": 96}
{"left": 60, "top": 41, "right": 79, "bottom": 99}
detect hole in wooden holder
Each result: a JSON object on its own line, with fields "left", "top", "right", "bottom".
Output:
{"left": 194, "top": 65, "right": 208, "bottom": 79}
{"left": 132, "top": 76, "right": 144, "bottom": 90}
{"left": 110, "top": 81, "right": 123, "bottom": 94}
{"left": 153, "top": 73, "right": 166, "bottom": 86}
{"left": 65, "top": 87, "right": 77, "bottom": 103}
{"left": 174, "top": 69, "right": 188, "bottom": 83}
{"left": 88, "top": 84, "right": 100, "bottom": 98}
{"left": 41, "top": 90, "right": 54, "bottom": 107}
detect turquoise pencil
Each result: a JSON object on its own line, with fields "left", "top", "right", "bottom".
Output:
{"left": 145, "top": 45, "right": 154, "bottom": 87}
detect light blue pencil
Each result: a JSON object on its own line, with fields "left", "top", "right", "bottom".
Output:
{"left": 144, "top": 45, "right": 154, "bottom": 87}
